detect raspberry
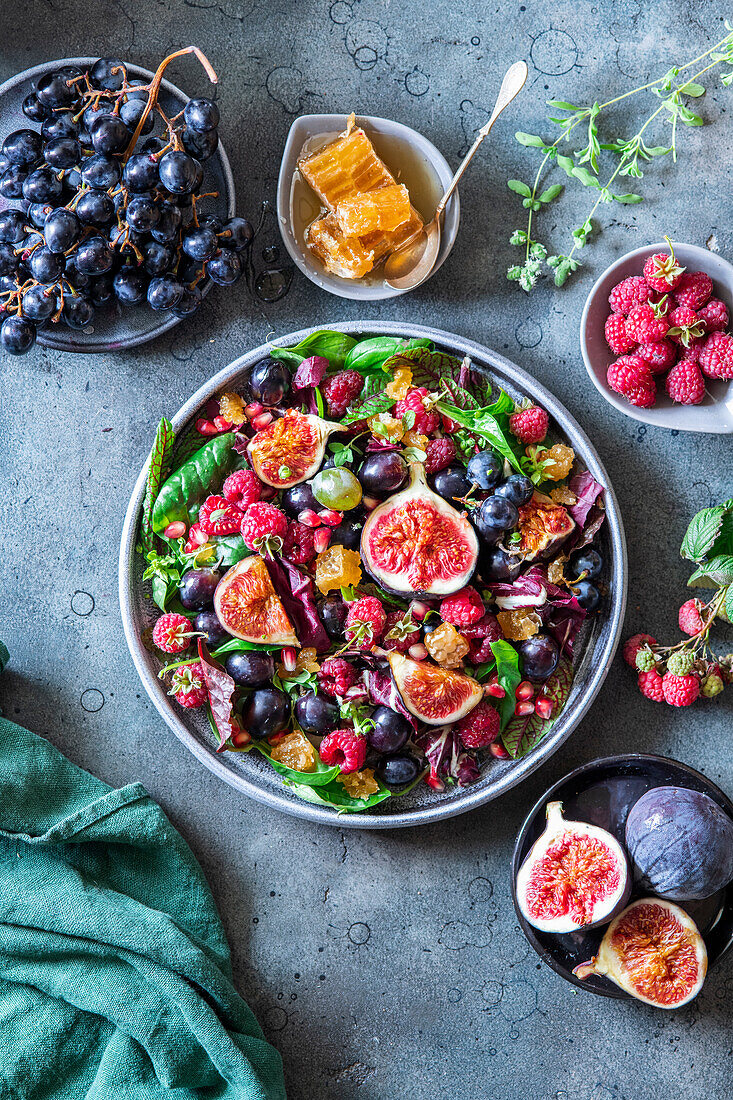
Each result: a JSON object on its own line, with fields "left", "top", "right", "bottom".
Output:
{"left": 638, "top": 668, "right": 664, "bottom": 702}
{"left": 667, "top": 650, "right": 695, "bottom": 677}
{"left": 625, "top": 302, "right": 669, "bottom": 344}
{"left": 170, "top": 661, "right": 207, "bottom": 708}
{"left": 679, "top": 598, "right": 704, "bottom": 636}
{"left": 395, "top": 387, "right": 440, "bottom": 435}
{"left": 222, "top": 469, "right": 262, "bottom": 510}
{"left": 626, "top": 377, "right": 657, "bottom": 408}
{"left": 345, "top": 595, "right": 386, "bottom": 647}
{"left": 673, "top": 271, "right": 713, "bottom": 310}
{"left": 382, "top": 610, "right": 421, "bottom": 652}
{"left": 643, "top": 244, "right": 685, "bottom": 292}
{"left": 635, "top": 647, "right": 657, "bottom": 672}
{"left": 508, "top": 405, "right": 549, "bottom": 444}
{"left": 318, "top": 656, "right": 358, "bottom": 697}
{"left": 439, "top": 586, "right": 485, "bottom": 627}
{"left": 198, "top": 494, "right": 242, "bottom": 536}
{"left": 623, "top": 632, "right": 658, "bottom": 666}
{"left": 697, "top": 297, "right": 729, "bottom": 333}
{"left": 461, "top": 614, "right": 502, "bottom": 662}
{"left": 321, "top": 370, "right": 364, "bottom": 417}
{"left": 152, "top": 612, "right": 195, "bottom": 654}
{"left": 637, "top": 338, "right": 676, "bottom": 374}
{"left": 455, "top": 700, "right": 500, "bottom": 749}
{"left": 319, "top": 727, "right": 368, "bottom": 773}
{"left": 699, "top": 331, "right": 733, "bottom": 379}
{"left": 282, "top": 520, "right": 315, "bottom": 565}
{"left": 667, "top": 305, "right": 705, "bottom": 348}
{"left": 608, "top": 275, "right": 653, "bottom": 315}
{"left": 424, "top": 436, "right": 457, "bottom": 475}
{"left": 240, "top": 501, "right": 288, "bottom": 552}
{"left": 604, "top": 313, "right": 637, "bottom": 355}
{"left": 662, "top": 671, "right": 700, "bottom": 707}
{"left": 606, "top": 355, "right": 650, "bottom": 395}
{"left": 665, "top": 360, "right": 705, "bottom": 405}
{"left": 701, "top": 669, "right": 724, "bottom": 698}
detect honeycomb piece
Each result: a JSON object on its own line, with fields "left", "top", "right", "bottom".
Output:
{"left": 402, "top": 430, "right": 428, "bottom": 451}
{"left": 315, "top": 544, "right": 363, "bottom": 595}
{"left": 307, "top": 215, "right": 375, "bottom": 280}
{"left": 335, "top": 184, "right": 412, "bottom": 236}
{"left": 538, "top": 443, "right": 575, "bottom": 481}
{"left": 270, "top": 731, "right": 317, "bottom": 772}
{"left": 218, "top": 392, "right": 246, "bottom": 426}
{"left": 425, "top": 622, "right": 469, "bottom": 668}
{"left": 497, "top": 609, "right": 541, "bottom": 641}
{"left": 337, "top": 767, "right": 380, "bottom": 798}
{"left": 367, "top": 412, "right": 405, "bottom": 442}
{"left": 385, "top": 366, "right": 413, "bottom": 399}
{"left": 298, "top": 125, "right": 395, "bottom": 210}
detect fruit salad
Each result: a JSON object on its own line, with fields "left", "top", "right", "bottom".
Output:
{"left": 138, "top": 330, "right": 608, "bottom": 813}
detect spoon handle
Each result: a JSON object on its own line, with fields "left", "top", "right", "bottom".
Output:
{"left": 436, "top": 60, "right": 528, "bottom": 217}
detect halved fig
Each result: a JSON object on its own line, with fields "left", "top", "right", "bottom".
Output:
{"left": 574, "top": 898, "right": 707, "bottom": 1008}
{"left": 361, "top": 463, "right": 479, "bottom": 597}
{"left": 248, "top": 409, "right": 341, "bottom": 489}
{"left": 384, "top": 650, "right": 482, "bottom": 725}
{"left": 516, "top": 492, "right": 575, "bottom": 561}
{"left": 214, "top": 556, "right": 299, "bottom": 647}
{"left": 516, "top": 801, "right": 630, "bottom": 933}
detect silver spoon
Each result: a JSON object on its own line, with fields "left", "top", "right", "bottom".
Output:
{"left": 384, "top": 60, "right": 529, "bottom": 291}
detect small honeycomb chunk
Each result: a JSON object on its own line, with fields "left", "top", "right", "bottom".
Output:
{"left": 315, "top": 544, "right": 363, "bottom": 595}
{"left": 385, "top": 366, "right": 413, "bottom": 399}
{"left": 270, "top": 731, "right": 317, "bottom": 772}
{"left": 539, "top": 443, "right": 575, "bottom": 481}
{"left": 337, "top": 767, "right": 380, "bottom": 798}
{"left": 425, "top": 622, "right": 469, "bottom": 668}
{"left": 497, "top": 609, "right": 541, "bottom": 641}
{"left": 277, "top": 647, "right": 320, "bottom": 681}
{"left": 218, "top": 392, "right": 246, "bottom": 426}
{"left": 335, "top": 184, "right": 412, "bottom": 236}
{"left": 367, "top": 412, "right": 405, "bottom": 442}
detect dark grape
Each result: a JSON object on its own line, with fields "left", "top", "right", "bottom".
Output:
{"left": 28, "top": 202, "right": 54, "bottom": 228}
{"left": 193, "top": 609, "right": 230, "bottom": 649}
{"left": 244, "top": 687, "right": 290, "bottom": 739}
{"left": 0, "top": 210, "right": 26, "bottom": 243}
{"left": 43, "top": 137, "right": 80, "bottom": 169}
{"left": 358, "top": 451, "right": 408, "bottom": 494}
{"left": 88, "top": 274, "right": 115, "bottom": 307}
{"left": 123, "top": 152, "right": 160, "bottom": 192}
{"left": 76, "top": 190, "right": 115, "bottom": 227}
{"left": 75, "top": 236, "right": 114, "bottom": 276}
{"left": 89, "top": 57, "right": 126, "bottom": 92}
{"left": 63, "top": 255, "right": 90, "bottom": 291}
{"left": 171, "top": 285, "right": 202, "bottom": 317}
{"left": 475, "top": 495, "right": 519, "bottom": 542}
{"left": 0, "top": 166, "right": 28, "bottom": 200}
{"left": 430, "top": 464, "right": 472, "bottom": 501}
{"left": 573, "top": 580, "right": 601, "bottom": 612}
{"left": 81, "top": 154, "right": 121, "bottom": 190}
{"left": 184, "top": 98, "right": 220, "bottom": 132}
{"left": 43, "top": 208, "right": 81, "bottom": 253}
{"left": 21, "top": 284, "right": 57, "bottom": 322}
{"left": 318, "top": 594, "right": 347, "bottom": 640}
{"left": 90, "top": 114, "right": 130, "bottom": 155}
{"left": 249, "top": 357, "right": 290, "bottom": 406}
{"left": 182, "top": 226, "right": 218, "bottom": 261}
{"left": 225, "top": 650, "right": 275, "bottom": 687}
{"left": 568, "top": 548, "right": 602, "bottom": 581}
{"left": 147, "top": 274, "right": 184, "bottom": 310}
{"left": 151, "top": 203, "right": 182, "bottom": 243}
{"left": 120, "top": 94, "right": 155, "bottom": 134}
{"left": 62, "top": 296, "right": 94, "bottom": 329}
{"left": 479, "top": 546, "right": 522, "bottom": 583}
{"left": 41, "top": 114, "right": 78, "bottom": 142}
{"left": 467, "top": 448, "right": 503, "bottom": 490}
{"left": 377, "top": 753, "right": 421, "bottom": 788}
{"left": 142, "top": 240, "right": 175, "bottom": 276}
{"left": 1, "top": 314, "right": 36, "bottom": 353}
{"left": 282, "top": 482, "right": 319, "bottom": 516}
{"left": 158, "top": 151, "right": 200, "bottom": 194}
{"left": 0, "top": 242, "right": 19, "bottom": 278}
{"left": 368, "top": 706, "right": 411, "bottom": 754}
{"left": 329, "top": 513, "right": 364, "bottom": 551}
{"left": 494, "top": 474, "right": 534, "bottom": 506}
{"left": 113, "top": 268, "right": 148, "bottom": 305}
{"left": 206, "top": 249, "right": 241, "bottom": 285}
{"left": 125, "top": 196, "right": 160, "bottom": 233}
{"left": 140, "top": 135, "right": 167, "bottom": 155}
{"left": 219, "top": 216, "right": 253, "bottom": 252}
{"left": 178, "top": 569, "right": 221, "bottom": 610}
{"left": 293, "top": 691, "right": 340, "bottom": 735}
{"left": 28, "top": 247, "right": 65, "bottom": 284}
{"left": 36, "top": 70, "right": 79, "bottom": 109}
{"left": 518, "top": 635, "right": 559, "bottom": 681}
{"left": 22, "top": 167, "right": 64, "bottom": 204}
{"left": 22, "top": 93, "right": 49, "bottom": 123}
{"left": 182, "top": 127, "right": 218, "bottom": 161}
{"left": 3, "top": 129, "right": 43, "bottom": 167}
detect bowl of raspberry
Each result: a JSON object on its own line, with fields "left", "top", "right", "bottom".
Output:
{"left": 580, "top": 241, "right": 733, "bottom": 433}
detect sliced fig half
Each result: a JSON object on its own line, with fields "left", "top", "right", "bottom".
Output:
{"left": 214, "top": 556, "right": 299, "bottom": 647}
{"left": 384, "top": 650, "right": 482, "bottom": 725}
{"left": 516, "top": 801, "right": 630, "bottom": 933}
{"left": 248, "top": 409, "right": 341, "bottom": 489}
{"left": 517, "top": 492, "right": 575, "bottom": 561}
{"left": 361, "top": 463, "right": 479, "bottom": 598}
{"left": 574, "top": 898, "right": 707, "bottom": 1008}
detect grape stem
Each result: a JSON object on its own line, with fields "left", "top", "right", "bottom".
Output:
{"left": 123, "top": 47, "right": 218, "bottom": 161}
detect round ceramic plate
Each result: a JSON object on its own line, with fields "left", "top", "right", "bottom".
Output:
{"left": 119, "top": 321, "right": 627, "bottom": 828}
{"left": 0, "top": 57, "right": 235, "bottom": 352}
{"left": 511, "top": 754, "right": 733, "bottom": 997}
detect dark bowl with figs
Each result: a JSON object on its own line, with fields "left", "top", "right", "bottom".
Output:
{"left": 119, "top": 321, "right": 627, "bottom": 828}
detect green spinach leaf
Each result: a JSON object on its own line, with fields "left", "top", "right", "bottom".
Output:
{"left": 288, "top": 778, "right": 392, "bottom": 812}
{"left": 270, "top": 329, "right": 358, "bottom": 369}
{"left": 489, "top": 640, "right": 522, "bottom": 729}
{"left": 152, "top": 433, "right": 237, "bottom": 533}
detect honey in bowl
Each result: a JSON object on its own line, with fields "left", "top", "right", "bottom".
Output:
{"left": 290, "top": 114, "right": 442, "bottom": 283}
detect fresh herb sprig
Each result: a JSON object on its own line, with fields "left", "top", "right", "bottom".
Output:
{"left": 507, "top": 26, "right": 733, "bottom": 290}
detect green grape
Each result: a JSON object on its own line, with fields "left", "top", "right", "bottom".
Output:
{"left": 311, "top": 468, "right": 363, "bottom": 511}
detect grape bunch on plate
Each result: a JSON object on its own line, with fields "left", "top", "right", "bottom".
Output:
{"left": 0, "top": 48, "right": 252, "bottom": 355}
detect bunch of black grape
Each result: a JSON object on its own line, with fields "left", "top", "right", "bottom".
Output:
{"left": 0, "top": 50, "right": 252, "bottom": 355}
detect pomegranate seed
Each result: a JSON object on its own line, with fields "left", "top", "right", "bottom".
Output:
{"left": 281, "top": 646, "right": 297, "bottom": 672}
{"left": 362, "top": 495, "right": 381, "bottom": 511}
{"left": 195, "top": 418, "right": 218, "bottom": 435}
{"left": 252, "top": 412, "right": 274, "bottom": 431}
{"left": 204, "top": 397, "right": 220, "bottom": 419}
{"left": 313, "top": 528, "right": 331, "bottom": 554}
{"left": 408, "top": 642, "right": 429, "bottom": 661}
{"left": 489, "top": 742, "right": 510, "bottom": 759}
{"left": 515, "top": 680, "right": 535, "bottom": 701}
{"left": 514, "top": 699, "right": 535, "bottom": 717}
{"left": 163, "top": 520, "right": 187, "bottom": 539}
{"left": 425, "top": 774, "right": 444, "bottom": 790}
{"left": 318, "top": 508, "right": 343, "bottom": 527}
{"left": 485, "top": 675, "right": 506, "bottom": 699}
{"left": 535, "top": 696, "right": 555, "bottom": 719}
{"left": 244, "top": 401, "right": 264, "bottom": 419}
{"left": 408, "top": 599, "right": 431, "bottom": 622}
{"left": 298, "top": 508, "right": 322, "bottom": 528}
{"left": 231, "top": 729, "right": 251, "bottom": 748}
{"left": 213, "top": 415, "right": 232, "bottom": 431}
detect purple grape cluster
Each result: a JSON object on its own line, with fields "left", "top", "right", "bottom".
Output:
{"left": 0, "top": 52, "right": 252, "bottom": 355}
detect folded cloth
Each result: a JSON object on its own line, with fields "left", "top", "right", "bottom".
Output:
{"left": 0, "top": 714, "right": 286, "bottom": 1100}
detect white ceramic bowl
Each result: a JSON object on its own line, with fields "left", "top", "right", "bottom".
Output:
{"left": 276, "top": 113, "right": 459, "bottom": 300}
{"left": 580, "top": 242, "right": 733, "bottom": 433}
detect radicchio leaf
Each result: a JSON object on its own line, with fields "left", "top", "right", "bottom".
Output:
{"left": 570, "top": 503, "right": 606, "bottom": 552}
{"left": 198, "top": 640, "right": 238, "bottom": 751}
{"left": 415, "top": 726, "right": 479, "bottom": 791}
{"left": 293, "top": 355, "right": 329, "bottom": 390}
{"left": 365, "top": 437, "right": 402, "bottom": 453}
{"left": 501, "top": 657, "right": 573, "bottom": 758}
{"left": 568, "top": 471, "right": 604, "bottom": 527}
{"left": 365, "top": 667, "right": 416, "bottom": 726}
{"left": 488, "top": 566, "right": 586, "bottom": 656}
{"left": 265, "top": 555, "right": 331, "bottom": 653}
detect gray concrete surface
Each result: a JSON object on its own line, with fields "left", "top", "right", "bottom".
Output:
{"left": 2, "top": 2, "right": 733, "bottom": 1097}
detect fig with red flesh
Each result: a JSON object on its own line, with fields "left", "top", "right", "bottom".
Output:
{"left": 248, "top": 409, "right": 342, "bottom": 489}
{"left": 574, "top": 898, "right": 707, "bottom": 1008}
{"left": 516, "top": 492, "right": 575, "bottom": 561}
{"left": 214, "top": 555, "right": 299, "bottom": 647}
{"left": 516, "top": 801, "right": 630, "bottom": 933}
{"left": 360, "top": 463, "right": 479, "bottom": 598}
{"left": 383, "top": 650, "right": 482, "bottom": 725}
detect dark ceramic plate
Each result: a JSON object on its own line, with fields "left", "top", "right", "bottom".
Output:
{"left": 511, "top": 754, "right": 733, "bottom": 998}
{"left": 0, "top": 57, "right": 235, "bottom": 352}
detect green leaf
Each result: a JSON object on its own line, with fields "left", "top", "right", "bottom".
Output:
{"left": 472, "top": 659, "right": 497, "bottom": 682}
{"left": 211, "top": 638, "right": 281, "bottom": 656}
{"left": 571, "top": 165, "right": 600, "bottom": 188}
{"left": 688, "top": 555, "right": 733, "bottom": 588}
{"left": 501, "top": 659, "right": 573, "bottom": 758}
{"left": 270, "top": 329, "right": 358, "bottom": 369}
{"left": 680, "top": 505, "right": 727, "bottom": 562}
{"left": 489, "top": 640, "right": 522, "bottom": 730}
{"left": 644, "top": 145, "right": 673, "bottom": 156}
{"left": 507, "top": 179, "right": 532, "bottom": 198}
{"left": 556, "top": 154, "right": 575, "bottom": 176}
{"left": 546, "top": 99, "right": 582, "bottom": 111}
{"left": 251, "top": 742, "right": 341, "bottom": 787}
{"left": 679, "top": 81, "right": 705, "bottom": 97}
{"left": 141, "top": 418, "right": 175, "bottom": 555}
{"left": 436, "top": 401, "right": 522, "bottom": 473}
{"left": 342, "top": 386, "right": 395, "bottom": 425}
{"left": 538, "top": 184, "right": 563, "bottom": 203}
{"left": 725, "top": 584, "right": 733, "bottom": 623}
{"left": 288, "top": 778, "right": 392, "bottom": 812}
{"left": 613, "top": 192, "right": 643, "bottom": 203}
{"left": 515, "top": 132, "right": 548, "bottom": 148}
{"left": 210, "top": 534, "right": 250, "bottom": 568}
{"left": 678, "top": 105, "right": 704, "bottom": 126}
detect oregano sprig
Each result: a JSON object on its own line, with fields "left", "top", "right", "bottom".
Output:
{"left": 507, "top": 25, "right": 733, "bottom": 290}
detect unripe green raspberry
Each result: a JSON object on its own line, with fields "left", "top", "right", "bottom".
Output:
{"left": 701, "top": 672, "right": 724, "bottom": 698}
{"left": 667, "top": 650, "right": 694, "bottom": 676}
{"left": 635, "top": 647, "right": 656, "bottom": 672}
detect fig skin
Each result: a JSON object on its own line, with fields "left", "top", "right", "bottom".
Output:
{"left": 625, "top": 786, "right": 733, "bottom": 901}
{"left": 516, "top": 801, "right": 630, "bottom": 934}
{"left": 573, "top": 898, "right": 707, "bottom": 1008}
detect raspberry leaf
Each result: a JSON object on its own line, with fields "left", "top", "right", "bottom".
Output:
{"left": 725, "top": 584, "right": 733, "bottom": 623}
{"left": 687, "top": 555, "right": 733, "bottom": 589}
{"left": 680, "top": 504, "right": 727, "bottom": 562}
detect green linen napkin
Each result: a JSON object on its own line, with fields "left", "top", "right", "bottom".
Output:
{"left": 0, "top": 713, "right": 286, "bottom": 1100}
